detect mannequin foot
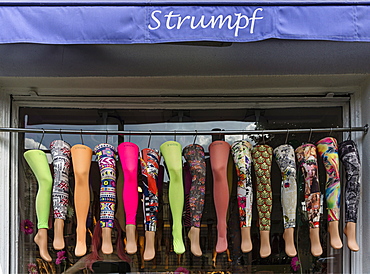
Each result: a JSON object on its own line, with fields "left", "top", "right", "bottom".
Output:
{"left": 34, "top": 228, "right": 52, "bottom": 262}
{"left": 344, "top": 222, "right": 360, "bottom": 252}
{"left": 283, "top": 227, "right": 297, "bottom": 257}
{"left": 126, "top": 225, "right": 137, "bottom": 254}
{"left": 260, "top": 230, "right": 271, "bottom": 258}
{"left": 241, "top": 227, "right": 252, "bottom": 253}
{"left": 144, "top": 231, "right": 156, "bottom": 261}
{"left": 328, "top": 221, "right": 343, "bottom": 249}
{"left": 75, "top": 226, "right": 87, "bottom": 257}
{"left": 188, "top": 227, "right": 202, "bottom": 256}
{"left": 172, "top": 226, "right": 185, "bottom": 254}
{"left": 53, "top": 219, "right": 65, "bottom": 250}
{"left": 102, "top": 227, "right": 113, "bottom": 254}
{"left": 309, "top": 227, "right": 323, "bottom": 256}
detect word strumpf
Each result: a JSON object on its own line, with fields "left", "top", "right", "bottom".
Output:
{"left": 148, "top": 8, "right": 264, "bottom": 37}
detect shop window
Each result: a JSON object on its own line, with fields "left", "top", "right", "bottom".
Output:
{"left": 18, "top": 107, "right": 344, "bottom": 273}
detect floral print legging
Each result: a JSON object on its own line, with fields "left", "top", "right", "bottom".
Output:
{"left": 94, "top": 143, "right": 117, "bottom": 228}
{"left": 273, "top": 144, "right": 297, "bottom": 229}
{"left": 231, "top": 140, "right": 253, "bottom": 228}
{"left": 295, "top": 144, "right": 321, "bottom": 228}
{"left": 316, "top": 137, "right": 341, "bottom": 222}
{"left": 183, "top": 144, "right": 206, "bottom": 228}
{"left": 252, "top": 144, "right": 273, "bottom": 231}
{"left": 140, "top": 148, "right": 160, "bottom": 231}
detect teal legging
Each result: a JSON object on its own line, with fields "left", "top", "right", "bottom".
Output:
{"left": 160, "top": 141, "right": 185, "bottom": 254}
{"left": 24, "top": 150, "right": 53, "bottom": 229}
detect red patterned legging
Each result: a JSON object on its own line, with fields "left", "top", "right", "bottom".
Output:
{"left": 252, "top": 144, "right": 273, "bottom": 231}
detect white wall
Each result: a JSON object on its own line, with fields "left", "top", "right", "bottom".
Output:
{"left": 0, "top": 91, "right": 11, "bottom": 274}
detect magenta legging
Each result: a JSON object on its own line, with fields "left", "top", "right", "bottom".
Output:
{"left": 117, "top": 142, "right": 139, "bottom": 225}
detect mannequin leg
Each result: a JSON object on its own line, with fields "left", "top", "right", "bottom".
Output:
{"left": 339, "top": 140, "right": 361, "bottom": 251}
{"left": 117, "top": 142, "right": 139, "bottom": 254}
{"left": 183, "top": 144, "right": 206, "bottom": 257}
{"left": 71, "top": 144, "right": 93, "bottom": 257}
{"left": 50, "top": 140, "right": 71, "bottom": 250}
{"left": 231, "top": 140, "right": 253, "bottom": 253}
{"left": 140, "top": 148, "right": 160, "bottom": 260}
{"left": 252, "top": 144, "right": 273, "bottom": 258}
{"left": 95, "top": 143, "right": 117, "bottom": 254}
{"left": 273, "top": 144, "right": 297, "bottom": 257}
{"left": 209, "top": 140, "right": 231, "bottom": 253}
{"left": 24, "top": 150, "right": 53, "bottom": 262}
{"left": 295, "top": 144, "right": 323, "bottom": 257}
{"left": 160, "top": 141, "right": 185, "bottom": 254}
{"left": 317, "top": 137, "right": 342, "bottom": 249}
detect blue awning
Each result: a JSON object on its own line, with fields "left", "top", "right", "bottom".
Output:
{"left": 1, "top": 2, "right": 370, "bottom": 44}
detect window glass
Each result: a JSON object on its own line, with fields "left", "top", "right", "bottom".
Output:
{"left": 18, "top": 107, "right": 343, "bottom": 273}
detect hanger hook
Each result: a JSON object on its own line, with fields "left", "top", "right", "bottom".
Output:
{"left": 174, "top": 130, "right": 177, "bottom": 142}
{"left": 80, "top": 129, "right": 84, "bottom": 145}
{"left": 106, "top": 129, "right": 108, "bottom": 144}
{"left": 262, "top": 129, "right": 265, "bottom": 144}
{"left": 193, "top": 130, "right": 198, "bottom": 145}
{"left": 59, "top": 128, "right": 63, "bottom": 141}
{"left": 329, "top": 127, "right": 333, "bottom": 136}
{"left": 347, "top": 126, "right": 352, "bottom": 141}
{"left": 129, "top": 130, "right": 131, "bottom": 143}
{"left": 148, "top": 130, "right": 152, "bottom": 148}
{"left": 38, "top": 128, "right": 45, "bottom": 150}
{"left": 285, "top": 129, "right": 290, "bottom": 144}
{"left": 308, "top": 128, "right": 313, "bottom": 143}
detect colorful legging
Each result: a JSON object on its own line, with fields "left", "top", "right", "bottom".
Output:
{"left": 117, "top": 142, "right": 139, "bottom": 226}
{"left": 231, "top": 140, "right": 253, "bottom": 228}
{"left": 160, "top": 141, "right": 185, "bottom": 254}
{"left": 140, "top": 148, "right": 160, "bottom": 232}
{"left": 95, "top": 143, "right": 117, "bottom": 228}
{"left": 50, "top": 140, "right": 71, "bottom": 220}
{"left": 24, "top": 150, "right": 53, "bottom": 229}
{"left": 317, "top": 137, "right": 341, "bottom": 222}
{"left": 339, "top": 140, "right": 361, "bottom": 223}
{"left": 295, "top": 144, "right": 321, "bottom": 228}
{"left": 252, "top": 145, "right": 273, "bottom": 231}
{"left": 183, "top": 144, "right": 206, "bottom": 228}
{"left": 273, "top": 144, "right": 297, "bottom": 229}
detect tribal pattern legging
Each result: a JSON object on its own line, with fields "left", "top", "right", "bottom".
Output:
{"left": 252, "top": 144, "right": 273, "bottom": 231}
{"left": 140, "top": 148, "right": 160, "bottom": 231}
{"left": 183, "top": 144, "right": 206, "bottom": 228}
{"left": 273, "top": 144, "right": 297, "bottom": 229}
{"left": 316, "top": 137, "right": 341, "bottom": 222}
{"left": 339, "top": 140, "right": 361, "bottom": 223}
{"left": 50, "top": 140, "right": 71, "bottom": 220}
{"left": 295, "top": 144, "right": 321, "bottom": 228}
{"left": 231, "top": 140, "right": 253, "bottom": 228}
{"left": 95, "top": 143, "right": 117, "bottom": 228}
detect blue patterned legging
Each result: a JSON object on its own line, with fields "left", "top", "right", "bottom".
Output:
{"left": 94, "top": 143, "right": 117, "bottom": 228}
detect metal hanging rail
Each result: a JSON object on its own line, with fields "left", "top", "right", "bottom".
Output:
{"left": 0, "top": 125, "right": 367, "bottom": 135}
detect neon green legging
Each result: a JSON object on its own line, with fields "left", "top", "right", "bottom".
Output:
{"left": 24, "top": 150, "right": 53, "bottom": 229}
{"left": 160, "top": 141, "right": 185, "bottom": 254}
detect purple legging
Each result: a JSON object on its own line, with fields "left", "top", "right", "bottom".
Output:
{"left": 117, "top": 142, "right": 139, "bottom": 225}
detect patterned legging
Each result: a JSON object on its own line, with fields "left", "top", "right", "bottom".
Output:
{"left": 338, "top": 140, "right": 361, "bottom": 223}
{"left": 140, "top": 148, "right": 160, "bottom": 231}
{"left": 317, "top": 137, "right": 341, "bottom": 222}
{"left": 95, "top": 143, "right": 117, "bottom": 228}
{"left": 295, "top": 144, "right": 321, "bottom": 228}
{"left": 231, "top": 140, "right": 253, "bottom": 228}
{"left": 273, "top": 144, "right": 297, "bottom": 229}
{"left": 183, "top": 144, "right": 206, "bottom": 228}
{"left": 252, "top": 144, "right": 273, "bottom": 231}
{"left": 50, "top": 140, "right": 71, "bottom": 220}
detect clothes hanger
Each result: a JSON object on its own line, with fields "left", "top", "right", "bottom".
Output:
{"left": 38, "top": 128, "right": 45, "bottom": 150}
{"left": 80, "top": 129, "right": 84, "bottom": 145}
{"left": 148, "top": 130, "right": 152, "bottom": 148}
{"left": 285, "top": 129, "right": 289, "bottom": 144}
{"left": 193, "top": 130, "right": 198, "bottom": 145}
